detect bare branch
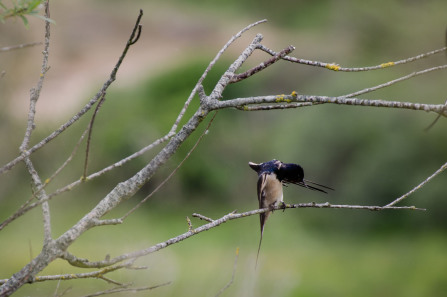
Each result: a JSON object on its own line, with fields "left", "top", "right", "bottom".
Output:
{"left": 169, "top": 19, "right": 267, "bottom": 135}
{"left": 385, "top": 161, "right": 447, "bottom": 207}
{"left": 259, "top": 44, "right": 447, "bottom": 72}
{"left": 343, "top": 64, "right": 447, "bottom": 98}
{"left": 80, "top": 282, "right": 171, "bottom": 297}
{"left": 0, "top": 260, "right": 137, "bottom": 285}
{"left": 0, "top": 9, "right": 144, "bottom": 175}
{"left": 217, "top": 93, "right": 447, "bottom": 116}
{"left": 192, "top": 213, "right": 214, "bottom": 222}
{"left": 19, "top": 6, "right": 51, "bottom": 153}
{"left": 0, "top": 42, "right": 42, "bottom": 52}
{"left": 57, "top": 202, "right": 423, "bottom": 271}
{"left": 83, "top": 91, "right": 107, "bottom": 179}
{"left": 209, "top": 34, "right": 263, "bottom": 100}
{"left": 18, "top": 0, "right": 53, "bottom": 245}
{"left": 0, "top": 9, "right": 146, "bottom": 296}
{"left": 230, "top": 45, "right": 295, "bottom": 83}
{"left": 425, "top": 98, "right": 447, "bottom": 131}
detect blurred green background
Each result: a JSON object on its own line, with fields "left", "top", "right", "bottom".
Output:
{"left": 1, "top": 0, "right": 446, "bottom": 296}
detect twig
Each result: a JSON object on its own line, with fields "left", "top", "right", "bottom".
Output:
{"left": 45, "top": 128, "right": 89, "bottom": 185}
{"left": 186, "top": 216, "right": 193, "bottom": 231}
{"left": 0, "top": 42, "right": 42, "bottom": 52}
{"left": 19, "top": 0, "right": 53, "bottom": 244}
{"left": 22, "top": 157, "right": 52, "bottom": 242}
{"left": 424, "top": 98, "right": 447, "bottom": 131}
{"left": 0, "top": 263, "right": 135, "bottom": 285}
{"left": 214, "top": 247, "right": 239, "bottom": 297}
{"left": 83, "top": 91, "right": 107, "bottom": 179}
{"left": 342, "top": 64, "right": 447, "bottom": 98}
{"left": 192, "top": 213, "right": 214, "bottom": 222}
{"left": 19, "top": 4, "right": 51, "bottom": 153}
{"left": 385, "top": 161, "right": 447, "bottom": 207}
{"left": 230, "top": 45, "right": 295, "bottom": 83}
{"left": 80, "top": 282, "right": 171, "bottom": 297}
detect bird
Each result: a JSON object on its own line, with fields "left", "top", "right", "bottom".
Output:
{"left": 248, "top": 159, "right": 333, "bottom": 266}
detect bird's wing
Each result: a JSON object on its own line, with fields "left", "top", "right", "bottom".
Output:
{"left": 257, "top": 173, "right": 269, "bottom": 233}
{"left": 278, "top": 162, "right": 333, "bottom": 193}
{"left": 256, "top": 172, "right": 269, "bottom": 267}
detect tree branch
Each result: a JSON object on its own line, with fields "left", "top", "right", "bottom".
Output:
{"left": 80, "top": 282, "right": 171, "bottom": 297}
{"left": 258, "top": 44, "right": 447, "bottom": 71}
{"left": 230, "top": 45, "right": 295, "bottom": 83}
{"left": 216, "top": 93, "right": 447, "bottom": 116}
{"left": 0, "top": 42, "right": 42, "bottom": 52}
{"left": 385, "top": 161, "right": 447, "bottom": 207}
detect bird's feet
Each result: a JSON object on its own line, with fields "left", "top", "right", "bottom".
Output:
{"left": 279, "top": 201, "right": 287, "bottom": 212}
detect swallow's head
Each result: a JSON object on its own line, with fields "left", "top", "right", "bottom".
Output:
{"left": 248, "top": 159, "right": 281, "bottom": 175}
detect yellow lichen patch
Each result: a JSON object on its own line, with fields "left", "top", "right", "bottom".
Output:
{"left": 275, "top": 94, "right": 292, "bottom": 103}
{"left": 275, "top": 94, "right": 285, "bottom": 102}
{"left": 291, "top": 90, "right": 297, "bottom": 97}
{"left": 325, "top": 64, "right": 340, "bottom": 71}
{"left": 380, "top": 61, "right": 395, "bottom": 68}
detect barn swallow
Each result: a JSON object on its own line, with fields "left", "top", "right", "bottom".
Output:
{"left": 248, "top": 159, "right": 333, "bottom": 266}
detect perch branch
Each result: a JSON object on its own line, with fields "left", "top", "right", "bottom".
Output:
{"left": 59, "top": 202, "right": 424, "bottom": 270}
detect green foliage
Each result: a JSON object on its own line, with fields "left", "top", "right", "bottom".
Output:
{"left": 0, "top": 0, "right": 54, "bottom": 27}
